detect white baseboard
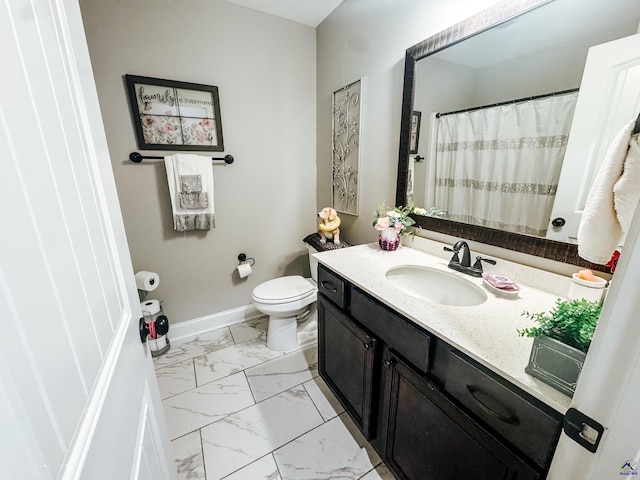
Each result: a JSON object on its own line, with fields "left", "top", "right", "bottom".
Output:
{"left": 169, "top": 304, "right": 262, "bottom": 344}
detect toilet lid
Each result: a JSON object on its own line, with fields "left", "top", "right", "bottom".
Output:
{"left": 252, "top": 275, "right": 314, "bottom": 304}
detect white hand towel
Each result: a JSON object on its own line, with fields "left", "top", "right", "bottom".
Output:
{"left": 577, "top": 120, "right": 638, "bottom": 264}
{"left": 613, "top": 132, "right": 640, "bottom": 235}
{"left": 165, "top": 154, "right": 215, "bottom": 231}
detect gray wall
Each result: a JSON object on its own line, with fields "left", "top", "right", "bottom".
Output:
{"left": 316, "top": 0, "right": 503, "bottom": 244}
{"left": 80, "top": 0, "right": 316, "bottom": 323}
{"left": 413, "top": 58, "right": 477, "bottom": 207}
{"left": 80, "top": 0, "right": 520, "bottom": 324}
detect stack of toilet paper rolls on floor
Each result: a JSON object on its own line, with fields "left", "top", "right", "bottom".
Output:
{"left": 135, "top": 271, "right": 170, "bottom": 356}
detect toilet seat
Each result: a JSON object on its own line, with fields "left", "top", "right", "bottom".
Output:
{"left": 252, "top": 275, "right": 315, "bottom": 305}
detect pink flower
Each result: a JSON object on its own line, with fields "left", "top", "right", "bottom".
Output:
{"left": 394, "top": 220, "right": 403, "bottom": 233}
{"left": 199, "top": 118, "right": 215, "bottom": 131}
{"left": 375, "top": 217, "right": 390, "bottom": 230}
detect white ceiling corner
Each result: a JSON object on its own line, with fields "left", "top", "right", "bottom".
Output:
{"left": 223, "top": 0, "right": 343, "bottom": 27}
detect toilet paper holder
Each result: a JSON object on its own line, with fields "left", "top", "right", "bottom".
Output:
{"left": 237, "top": 253, "right": 255, "bottom": 266}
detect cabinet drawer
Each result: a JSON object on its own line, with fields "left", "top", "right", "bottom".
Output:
{"left": 317, "top": 264, "right": 348, "bottom": 309}
{"left": 444, "top": 350, "right": 562, "bottom": 468}
{"left": 351, "top": 288, "right": 431, "bottom": 373}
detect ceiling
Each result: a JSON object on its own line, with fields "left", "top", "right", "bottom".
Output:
{"left": 223, "top": 0, "right": 344, "bottom": 27}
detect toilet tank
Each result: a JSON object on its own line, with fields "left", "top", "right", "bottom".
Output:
{"left": 306, "top": 244, "right": 319, "bottom": 282}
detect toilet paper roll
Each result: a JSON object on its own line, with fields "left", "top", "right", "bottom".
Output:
{"left": 237, "top": 263, "right": 253, "bottom": 279}
{"left": 140, "top": 299, "right": 161, "bottom": 316}
{"left": 147, "top": 334, "right": 167, "bottom": 351}
{"left": 135, "top": 271, "right": 160, "bottom": 291}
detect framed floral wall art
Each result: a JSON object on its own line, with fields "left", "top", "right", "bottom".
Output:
{"left": 125, "top": 75, "right": 224, "bottom": 151}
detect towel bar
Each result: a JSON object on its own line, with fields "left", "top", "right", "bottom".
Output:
{"left": 129, "top": 151, "right": 234, "bottom": 164}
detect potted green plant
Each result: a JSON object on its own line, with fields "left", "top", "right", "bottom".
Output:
{"left": 518, "top": 298, "right": 602, "bottom": 397}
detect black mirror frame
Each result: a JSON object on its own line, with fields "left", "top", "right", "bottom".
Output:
{"left": 395, "top": 0, "right": 608, "bottom": 272}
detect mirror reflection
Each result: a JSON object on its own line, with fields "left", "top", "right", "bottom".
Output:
{"left": 406, "top": 0, "right": 640, "bottom": 242}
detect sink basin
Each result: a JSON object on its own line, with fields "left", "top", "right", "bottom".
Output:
{"left": 385, "top": 265, "right": 488, "bottom": 306}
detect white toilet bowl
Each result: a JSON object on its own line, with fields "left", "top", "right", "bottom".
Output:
{"left": 252, "top": 275, "right": 317, "bottom": 351}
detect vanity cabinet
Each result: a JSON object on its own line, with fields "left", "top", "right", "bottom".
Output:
{"left": 317, "top": 296, "right": 378, "bottom": 438}
{"left": 317, "top": 263, "right": 562, "bottom": 480}
{"left": 381, "top": 349, "right": 540, "bottom": 480}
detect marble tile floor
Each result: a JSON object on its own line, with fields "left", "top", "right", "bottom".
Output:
{"left": 154, "top": 316, "right": 393, "bottom": 480}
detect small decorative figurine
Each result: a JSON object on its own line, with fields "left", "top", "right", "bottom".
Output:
{"left": 318, "top": 207, "right": 341, "bottom": 244}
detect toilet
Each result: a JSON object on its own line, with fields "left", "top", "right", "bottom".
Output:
{"left": 252, "top": 245, "right": 319, "bottom": 351}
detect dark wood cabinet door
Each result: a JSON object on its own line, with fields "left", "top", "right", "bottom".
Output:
{"left": 318, "top": 296, "right": 378, "bottom": 438}
{"left": 382, "top": 350, "right": 541, "bottom": 480}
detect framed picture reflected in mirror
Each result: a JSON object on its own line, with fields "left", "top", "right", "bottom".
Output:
{"left": 410, "top": 111, "right": 421, "bottom": 154}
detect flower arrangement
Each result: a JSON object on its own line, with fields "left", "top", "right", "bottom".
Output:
{"left": 373, "top": 202, "right": 416, "bottom": 237}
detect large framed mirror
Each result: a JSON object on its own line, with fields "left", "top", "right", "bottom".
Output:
{"left": 396, "top": 0, "right": 640, "bottom": 271}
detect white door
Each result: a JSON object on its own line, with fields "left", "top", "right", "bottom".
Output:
{"left": 546, "top": 33, "right": 640, "bottom": 242}
{"left": 548, "top": 197, "right": 640, "bottom": 479}
{"left": 0, "top": 0, "right": 174, "bottom": 479}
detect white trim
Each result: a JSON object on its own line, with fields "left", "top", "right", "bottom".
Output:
{"left": 169, "top": 304, "right": 262, "bottom": 344}
{"left": 129, "top": 397, "right": 149, "bottom": 480}
{"left": 130, "top": 384, "right": 172, "bottom": 480}
{"left": 58, "top": 312, "right": 130, "bottom": 480}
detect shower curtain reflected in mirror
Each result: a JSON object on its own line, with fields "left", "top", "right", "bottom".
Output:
{"left": 429, "top": 92, "right": 578, "bottom": 236}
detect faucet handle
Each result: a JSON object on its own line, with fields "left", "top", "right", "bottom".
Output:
{"left": 444, "top": 246, "right": 460, "bottom": 264}
{"left": 472, "top": 256, "right": 496, "bottom": 272}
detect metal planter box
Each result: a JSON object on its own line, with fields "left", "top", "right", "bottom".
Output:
{"left": 525, "top": 335, "right": 586, "bottom": 397}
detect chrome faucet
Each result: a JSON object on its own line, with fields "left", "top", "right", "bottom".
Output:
{"left": 444, "top": 240, "right": 496, "bottom": 277}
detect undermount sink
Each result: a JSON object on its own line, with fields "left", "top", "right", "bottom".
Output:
{"left": 385, "top": 265, "right": 488, "bottom": 307}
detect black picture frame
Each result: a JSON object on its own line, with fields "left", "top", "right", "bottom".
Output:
{"left": 125, "top": 74, "right": 224, "bottom": 151}
{"left": 410, "top": 111, "right": 421, "bottom": 154}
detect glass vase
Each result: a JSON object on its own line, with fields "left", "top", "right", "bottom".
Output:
{"left": 378, "top": 227, "right": 400, "bottom": 251}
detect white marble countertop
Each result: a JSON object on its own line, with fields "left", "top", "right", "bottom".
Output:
{"left": 314, "top": 242, "right": 573, "bottom": 414}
